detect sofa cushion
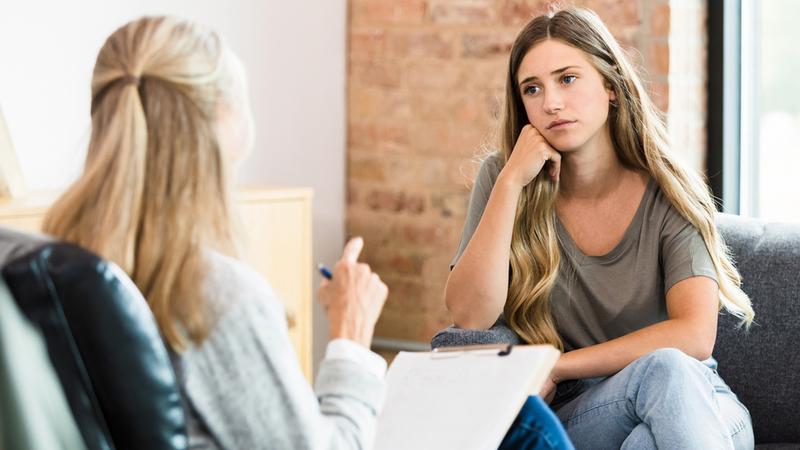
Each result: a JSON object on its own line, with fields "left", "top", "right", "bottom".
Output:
{"left": 431, "top": 318, "right": 521, "bottom": 349}
{"left": 714, "top": 213, "right": 800, "bottom": 445}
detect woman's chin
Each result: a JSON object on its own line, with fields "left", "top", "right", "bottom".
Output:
{"left": 551, "top": 141, "right": 580, "bottom": 153}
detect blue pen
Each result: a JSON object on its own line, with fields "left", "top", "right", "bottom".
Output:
{"left": 318, "top": 263, "right": 333, "bottom": 280}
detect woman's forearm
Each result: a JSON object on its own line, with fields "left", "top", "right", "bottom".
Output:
{"left": 554, "top": 318, "right": 715, "bottom": 382}
{"left": 445, "top": 174, "right": 522, "bottom": 329}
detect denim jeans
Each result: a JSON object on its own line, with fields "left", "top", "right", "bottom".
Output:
{"left": 499, "top": 395, "right": 575, "bottom": 450}
{"left": 550, "top": 348, "right": 754, "bottom": 449}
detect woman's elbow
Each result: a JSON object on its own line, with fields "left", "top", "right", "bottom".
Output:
{"left": 689, "top": 329, "right": 716, "bottom": 361}
{"left": 444, "top": 292, "right": 499, "bottom": 330}
{"left": 695, "top": 339, "right": 715, "bottom": 361}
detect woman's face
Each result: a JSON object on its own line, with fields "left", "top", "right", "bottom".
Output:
{"left": 516, "top": 39, "right": 616, "bottom": 152}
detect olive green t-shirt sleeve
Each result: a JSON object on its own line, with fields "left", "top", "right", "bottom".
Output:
{"left": 449, "top": 153, "right": 504, "bottom": 270}
{"left": 659, "top": 205, "right": 719, "bottom": 293}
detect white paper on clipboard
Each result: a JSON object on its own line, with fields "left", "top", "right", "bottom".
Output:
{"left": 374, "top": 344, "right": 560, "bottom": 450}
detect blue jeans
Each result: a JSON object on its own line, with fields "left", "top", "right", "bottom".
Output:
{"left": 551, "top": 348, "right": 754, "bottom": 449}
{"left": 499, "top": 395, "right": 575, "bottom": 450}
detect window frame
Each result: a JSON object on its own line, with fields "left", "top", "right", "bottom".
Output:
{"left": 706, "top": 0, "right": 742, "bottom": 214}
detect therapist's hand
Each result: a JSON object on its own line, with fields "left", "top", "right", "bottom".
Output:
{"left": 317, "top": 237, "right": 389, "bottom": 349}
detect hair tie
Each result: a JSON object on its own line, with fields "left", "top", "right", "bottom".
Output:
{"left": 121, "top": 74, "right": 140, "bottom": 87}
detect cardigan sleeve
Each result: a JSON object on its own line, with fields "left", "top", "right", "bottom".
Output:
{"left": 178, "top": 251, "right": 385, "bottom": 450}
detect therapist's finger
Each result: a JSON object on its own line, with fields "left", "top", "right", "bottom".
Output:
{"left": 341, "top": 237, "right": 364, "bottom": 264}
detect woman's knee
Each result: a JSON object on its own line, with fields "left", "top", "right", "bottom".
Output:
{"left": 638, "top": 348, "right": 692, "bottom": 367}
{"left": 631, "top": 348, "right": 700, "bottom": 382}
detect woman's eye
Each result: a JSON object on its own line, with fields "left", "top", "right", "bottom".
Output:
{"left": 562, "top": 75, "right": 577, "bottom": 85}
{"left": 523, "top": 85, "right": 540, "bottom": 95}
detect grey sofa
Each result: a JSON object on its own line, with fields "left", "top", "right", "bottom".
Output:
{"left": 432, "top": 213, "right": 800, "bottom": 448}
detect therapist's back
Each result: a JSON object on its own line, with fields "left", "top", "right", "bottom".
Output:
{"left": 43, "top": 16, "right": 389, "bottom": 449}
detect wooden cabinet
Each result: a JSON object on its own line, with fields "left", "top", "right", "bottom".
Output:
{"left": 0, "top": 187, "right": 314, "bottom": 380}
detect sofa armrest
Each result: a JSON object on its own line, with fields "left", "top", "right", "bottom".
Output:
{"left": 430, "top": 322, "right": 522, "bottom": 349}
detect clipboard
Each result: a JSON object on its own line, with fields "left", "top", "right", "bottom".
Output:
{"left": 374, "top": 344, "right": 560, "bottom": 450}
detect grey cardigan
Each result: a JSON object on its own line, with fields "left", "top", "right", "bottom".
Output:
{"left": 172, "top": 251, "right": 384, "bottom": 449}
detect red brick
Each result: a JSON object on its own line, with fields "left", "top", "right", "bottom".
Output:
{"left": 648, "top": 80, "right": 669, "bottom": 113}
{"left": 650, "top": 3, "right": 670, "bottom": 37}
{"left": 648, "top": 40, "right": 669, "bottom": 75}
{"left": 461, "top": 32, "right": 516, "bottom": 58}
{"left": 380, "top": 276, "right": 432, "bottom": 312}
{"left": 350, "top": 0, "right": 428, "bottom": 25}
{"left": 364, "top": 188, "right": 426, "bottom": 214}
{"left": 349, "top": 156, "right": 386, "bottom": 182}
{"left": 347, "top": 181, "right": 360, "bottom": 206}
{"left": 404, "top": 62, "right": 464, "bottom": 90}
{"left": 388, "top": 30, "right": 456, "bottom": 60}
{"left": 347, "top": 213, "right": 392, "bottom": 247}
{"left": 396, "top": 221, "right": 452, "bottom": 247}
{"left": 374, "top": 308, "right": 426, "bottom": 341}
{"left": 581, "top": 0, "right": 640, "bottom": 28}
{"left": 460, "top": 60, "right": 508, "bottom": 90}
{"left": 348, "top": 121, "right": 410, "bottom": 152}
{"left": 413, "top": 156, "right": 450, "bottom": 186}
{"left": 363, "top": 247, "right": 428, "bottom": 276}
{"left": 449, "top": 157, "right": 485, "bottom": 187}
{"left": 430, "top": 190, "right": 470, "bottom": 218}
{"left": 408, "top": 122, "right": 494, "bottom": 157}
{"left": 498, "top": 0, "right": 551, "bottom": 26}
{"left": 428, "top": 0, "right": 497, "bottom": 25}
{"left": 349, "top": 62, "right": 403, "bottom": 89}
{"left": 349, "top": 88, "right": 412, "bottom": 122}
{"left": 408, "top": 90, "right": 497, "bottom": 129}
{"left": 349, "top": 29, "right": 386, "bottom": 62}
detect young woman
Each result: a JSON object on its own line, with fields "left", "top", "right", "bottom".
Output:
{"left": 446, "top": 7, "right": 755, "bottom": 449}
{"left": 42, "top": 17, "right": 389, "bottom": 449}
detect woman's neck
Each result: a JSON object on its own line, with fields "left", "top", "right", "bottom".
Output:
{"left": 558, "top": 126, "right": 629, "bottom": 202}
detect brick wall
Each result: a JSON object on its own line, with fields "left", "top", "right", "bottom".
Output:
{"left": 346, "top": 0, "right": 703, "bottom": 349}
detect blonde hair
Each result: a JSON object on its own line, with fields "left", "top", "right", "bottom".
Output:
{"left": 43, "top": 16, "right": 239, "bottom": 352}
{"left": 498, "top": 7, "right": 755, "bottom": 349}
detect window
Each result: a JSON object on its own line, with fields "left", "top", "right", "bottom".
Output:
{"left": 708, "top": 0, "right": 800, "bottom": 222}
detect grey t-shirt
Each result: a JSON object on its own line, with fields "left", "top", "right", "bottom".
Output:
{"left": 450, "top": 153, "right": 718, "bottom": 352}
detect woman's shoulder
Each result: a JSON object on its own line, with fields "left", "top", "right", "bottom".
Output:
{"left": 480, "top": 151, "right": 505, "bottom": 177}
{"left": 648, "top": 176, "right": 701, "bottom": 236}
{"left": 202, "top": 249, "right": 285, "bottom": 321}
{"left": 471, "top": 151, "right": 505, "bottom": 192}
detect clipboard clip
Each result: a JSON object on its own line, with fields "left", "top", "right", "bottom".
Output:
{"left": 431, "top": 343, "right": 514, "bottom": 359}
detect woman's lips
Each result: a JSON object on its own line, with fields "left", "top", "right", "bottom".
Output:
{"left": 549, "top": 120, "right": 576, "bottom": 130}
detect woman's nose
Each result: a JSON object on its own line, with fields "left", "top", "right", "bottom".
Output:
{"left": 542, "top": 89, "right": 564, "bottom": 114}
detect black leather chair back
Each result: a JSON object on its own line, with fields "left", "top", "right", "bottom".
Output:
{"left": 3, "top": 242, "right": 187, "bottom": 450}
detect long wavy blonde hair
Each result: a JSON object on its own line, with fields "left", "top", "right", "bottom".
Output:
{"left": 500, "top": 7, "right": 755, "bottom": 349}
{"left": 43, "top": 16, "right": 239, "bottom": 352}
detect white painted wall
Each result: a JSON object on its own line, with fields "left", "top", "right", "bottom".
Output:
{"left": 0, "top": 0, "right": 345, "bottom": 372}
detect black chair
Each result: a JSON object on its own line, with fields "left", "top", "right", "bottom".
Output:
{"left": 2, "top": 238, "right": 187, "bottom": 450}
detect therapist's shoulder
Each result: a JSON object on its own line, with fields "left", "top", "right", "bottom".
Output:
{"left": 202, "top": 249, "right": 284, "bottom": 319}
